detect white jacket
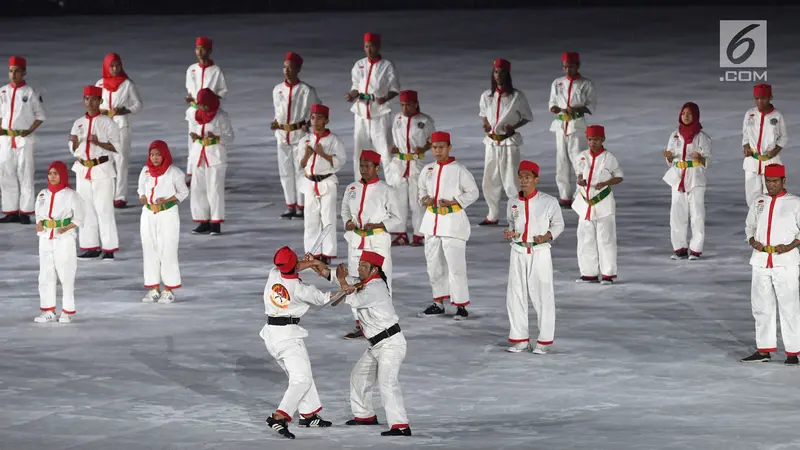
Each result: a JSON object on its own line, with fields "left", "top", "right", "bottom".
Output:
{"left": 0, "top": 83, "right": 46, "bottom": 147}
{"left": 137, "top": 165, "right": 190, "bottom": 211}
{"left": 95, "top": 78, "right": 143, "bottom": 129}
{"left": 418, "top": 158, "right": 479, "bottom": 240}
{"left": 746, "top": 191, "right": 800, "bottom": 268}
{"left": 259, "top": 267, "right": 332, "bottom": 343}
{"left": 272, "top": 80, "right": 319, "bottom": 145}
{"left": 187, "top": 109, "right": 234, "bottom": 168}
{"left": 572, "top": 148, "right": 623, "bottom": 220}
{"left": 341, "top": 178, "right": 402, "bottom": 247}
{"left": 185, "top": 63, "right": 228, "bottom": 100}
{"left": 349, "top": 57, "right": 400, "bottom": 119}
{"left": 548, "top": 76, "right": 596, "bottom": 135}
{"left": 390, "top": 112, "right": 435, "bottom": 181}
{"left": 662, "top": 130, "right": 712, "bottom": 192}
{"left": 478, "top": 89, "right": 533, "bottom": 146}
{"left": 742, "top": 107, "right": 788, "bottom": 174}
{"left": 507, "top": 190, "right": 565, "bottom": 254}
{"left": 329, "top": 272, "right": 400, "bottom": 344}
{"left": 34, "top": 188, "right": 84, "bottom": 241}
{"left": 69, "top": 113, "right": 122, "bottom": 180}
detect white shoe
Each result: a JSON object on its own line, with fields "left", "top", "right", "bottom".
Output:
{"left": 158, "top": 290, "right": 175, "bottom": 304}
{"left": 58, "top": 313, "right": 73, "bottom": 323}
{"left": 506, "top": 341, "right": 532, "bottom": 353}
{"left": 688, "top": 254, "right": 700, "bottom": 261}
{"left": 600, "top": 279, "right": 614, "bottom": 285}
{"left": 142, "top": 289, "right": 160, "bottom": 303}
{"left": 532, "top": 343, "right": 550, "bottom": 355}
{"left": 34, "top": 311, "right": 57, "bottom": 323}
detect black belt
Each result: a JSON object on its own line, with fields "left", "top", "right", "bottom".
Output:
{"left": 267, "top": 317, "right": 300, "bottom": 326}
{"left": 367, "top": 323, "right": 401, "bottom": 346}
{"left": 306, "top": 173, "right": 333, "bottom": 182}
{"left": 79, "top": 155, "right": 110, "bottom": 167}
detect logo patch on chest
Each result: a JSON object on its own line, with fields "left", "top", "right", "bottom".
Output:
{"left": 270, "top": 284, "right": 291, "bottom": 309}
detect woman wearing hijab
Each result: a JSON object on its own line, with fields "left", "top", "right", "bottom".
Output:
{"left": 96, "top": 53, "right": 143, "bottom": 208}
{"left": 34, "top": 161, "right": 84, "bottom": 323}
{"left": 138, "top": 140, "right": 189, "bottom": 304}
{"left": 662, "top": 102, "right": 711, "bottom": 260}
{"left": 187, "top": 87, "right": 234, "bottom": 235}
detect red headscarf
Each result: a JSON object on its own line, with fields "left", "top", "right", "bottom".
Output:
{"left": 678, "top": 102, "right": 702, "bottom": 144}
{"left": 47, "top": 161, "right": 71, "bottom": 193}
{"left": 147, "top": 140, "right": 173, "bottom": 178}
{"left": 195, "top": 88, "right": 220, "bottom": 124}
{"left": 102, "top": 53, "right": 128, "bottom": 92}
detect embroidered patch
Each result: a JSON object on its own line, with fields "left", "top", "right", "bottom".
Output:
{"left": 22, "top": 96, "right": 28, "bottom": 102}
{"left": 269, "top": 284, "right": 291, "bottom": 309}
{"left": 417, "top": 122, "right": 425, "bottom": 129}
{"left": 770, "top": 118, "right": 778, "bottom": 125}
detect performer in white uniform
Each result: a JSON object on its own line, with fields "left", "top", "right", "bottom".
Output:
{"left": 138, "top": 140, "right": 189, "bottom": 304}
{"left": 504, "top": 160, "right": 564, "bottom": 354}
{"left": 272, "top": 51, "right": 319, "bottom": 219}
{"left": 662, "top": 102, "right": 711, "bottom": 260}
{"left": 341, "top": 150, "right": 401, "bottom": 339}
{"left": 345, "top": 32, "right": 401, "bottom": 179}
{"left": 310, "top": 251, "right": 411, "bottom": 436}
{"left": 742, "top": 84, "right": 788, "bottom": 207}
{"left": 417, "top": 131, "right": 480, "bottom": 320}
{"left": 572, "top": 125, "right": 623, "bottom": 284}
{"left": 262, "top": 246, "right": 340, "bottom": 439}
{"left": 188, "top": 88, "right": 234, "bottom": 236}
{"left": 0, "top": 56, "right": 46, "bottom": 224}
{"left": 68, "top": 86, "right": 121, "bottom": 259}
{"left": 387, "top": 90, "right": 434, "bottom": 247}
{"left": 741, "top": 164, "right": 800, "bottom": 366}
{"left": 96, "top": 53, "right": 143, "bottom": 208}
{"left": 549, "top": 52, "right": 597, "bottom": 208}
{"left": 298, "top": 104, "right": 346, "bottom": 263}
{"left": 34, "top": 161, "right": 83, "bottom": 324}
{"left": 478, "top": 58, "right": 532, "bottom": 225}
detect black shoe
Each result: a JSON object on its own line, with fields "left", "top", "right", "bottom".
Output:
{"left": 280, "top": 208, "right": 295, "bottom": 220}
{"left": 210, "top": 223, "right": 221, "bottom": 235}
{"left": 266, "top": 416, "right": 295, "bottom": 439}
{"left": 740, "top": 351, "right": 771, "bottom": 363}
{"left": 454, "top": 306, "right": 468, "bottom": 320}
{"left": 18, "top": 214, "right": 31, "bottom": 225}
{"left": 671, "top": 249, "right": 688, "bottom": 260}
{"left": 192, "top": 222, "right": 211, "bottom": 234}
{"left": 478, "top": 218, "right": 499, "bottom": 226}
{"left": 418, "top": 303, "right": 445, "bottom": 317}
{"left": 102, "top": 252, "right": 115, "bottom": 260}
{"left": 78, "top": 250, "right": 102, "bottom": 258}
{"left": 785, "top": 356, "right": 799, "bottom": 365}
{"left": 295, "top": 209, "right": 304, "bottom": 219}
{"left": 381, "top": 427, "right": 412, "bottom": 436}
{"left": 344, "top": 324, "right": 364, "bottom": 340}
{"left": 298, "top": 414, "right": 332, "bottom": 428}
{"left": 346, "top": 417, "right": 380, "bottom": 426}
{"left": 0, "top": 213, "right": 20, "bottom": 223}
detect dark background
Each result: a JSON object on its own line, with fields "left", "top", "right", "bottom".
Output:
{"left": 4, "top": 0, "right": 794, "bottom": 15}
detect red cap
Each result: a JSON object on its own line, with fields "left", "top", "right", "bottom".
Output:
{"left": 586, "top": 125, "right": 605, "bottom": 137}
{"left": 364, "top": 32, "right": 381, "bottom": 45}
{"left": 285, "top": 52, "right": 303, "bottom": 69}
{"left": 519, "top": 160, "right": 540, "bottom": 175}
{"left": 8, "top": 56, "right": 26, "bottom": 68}
{"left": 360, "top": 150, "right": 381, "bottom": 165}
{"left": 431, "top": 131, "right": 450, "bottom": 144}
{"left": 754, "top": 83, "right": 772, "bottom": 98}
{"left": 311, "top": 104, "right": 329, "bottom": 117}
{"left": 399, "top": 90, "right": 418, "bottom": 103}
{"left": 84, "top": 86, "right": 103, "bottom": 97}
{"left": 274, "top": 246, "right": 298, "bottom": 274}
{"left": 493, "top": 58, "right": 511, "bottom": 71}
{"left": 764, "top": 164, "right": 786, "bottom": 178}
{"left": 196, "top": 36, "right": 213, "bottom": 49}
{"left": 562, "top": 52, "right": 580, "bottom": 64}
{"left": 360, "top": 250, "right": 384, "bottom": 268}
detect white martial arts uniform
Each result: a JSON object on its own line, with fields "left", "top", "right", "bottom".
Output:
{"left": 329, "top": 272, "right": 409, "bottom": 429}
{"left": 387, "top": 111, "right": 435, "bottom": 238}
{"left": 272, "top": 80, "right": 319, "bottom": 210}
{"left": 742, "top": 107, "right": 788, "bottom": 206}
{"left": 548, "top": 75, "right": 597, "bottom": 201}
{"left": 69, "top": 113, "right": 122, "bottom": 252}
{"left": 298, "top": 130, "right": 346, "bottom": 258}
{"left": 96, "top": 78, "right": 143, "bottom": 203}
{"left": 418, "top": 157, "right": 480, "bottom": 306}
{"left": 572, "top": 148, "right": 622, "bottom": 279}
{"left": 187, "top": 108, "right": 234, "bottom": 223}
{"left": 663, "top": 130, "right": 711, "bottom": 254}
{"left": 506, "top": 190, "right": 564, "bottom": 345}
{"left": 35, "top": 187, "right": 83, "bottom": 314}
{"left": 478, "top": 89, "right": 532, "bottom": 222}
{"left": 138, "top": 165, "right": 189, "bottom": 290}
{"left": 185, "top": 62, "right": 228, "bottom": 176}
{"left": 349, "top": 57, "right": 400, "bottom": 179}
{"left": 745, "top": 190, "right": 800, "bottom": 355}
{"left": 0, "top": 82, "right": 46, "bottom": 215}
{"left": 259, "top": 267, "right": 332, "bottom": 420}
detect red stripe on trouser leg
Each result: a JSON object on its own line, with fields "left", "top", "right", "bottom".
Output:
{"left": 433, "top": 296, "right": 450, "bottom": 303}
{"left": 80, "top": 247, "right": 101, "bottom": 251}
{"left": 508, "top": 338, "right": 530, "bottom": 343}
{"left": 354, "top": 416, "right": 377, "bottom": 422}
{"left": 102, "top": 248, "right": 119, "bottom": 253}
{"left": 451, "top": 300, "right": 470, "bottom": 307}
{"left": 536, "top": 340, "right": 553, "bottom": 345}
{"left": 165, "top": 284, "right": 181, "bottom": 290}
{"left": 758, "top": 348, "right": 777, "bottom": 353}
{"left": 144, "top": 284, "right": 160, "bottom": 289}
{"left": 302, "top": 406, "right": 322, "bottom": 415}
{"left": 786, "top": 351, "right": 800, "bottom": 356}
{"left": 62, "top": 309, "right": 75, "bottom": 315}
{"left": 276, "top": 409, "right": 292, "bottom": 422}
{"left": 40, "top": 307, "right": 56, "bottom": 311}
{"left": 391, "top": 424, "right": 409, "bottom": 429}
{"left": 2, "top": 210, "right": 19, "bottom": 214}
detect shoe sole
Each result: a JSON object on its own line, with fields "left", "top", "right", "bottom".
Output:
{"left": 506, "top": 347, "right": 531, "bottom": 353}
{"left": 740, "top": 359, "right": 770, "bottom": 363}
{"left": 453, "top": 316, "right": 467, "bottom": 321}
{"left": 343, "top": 335, "right": 364, "bottom": 340}
{"left": 417, "top": 313, "right": 444, "bottom": 318}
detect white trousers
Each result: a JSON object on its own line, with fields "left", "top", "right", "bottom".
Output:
{"left": 0, "top": 140, "right": 35, "bottom": 214}
{"left": 190, "top": 164, "right": 226, "bottom": 222}
{"left": 350, "top": 334, "right": 409, "bottom": 428}
{"left": 76, "top": 176, "right": 119, "bottom": 252}
{"left": 353, "top": 114, "right": 392, "bottom": 180}
{"left": 670, "top": 187, "right": 705, "bottom": 253}
{"left": 507, "top": 248, "right": 555, "bottom": 344}
{"left": 751, "top": 265, "right": 800, "bottom": 355}
{"left": 577, "top": 215, "right": 617, "bottom": 278}
{"left": 264, "top": 336, "right": 323, "bottom": 419}
{"left": 277, "top": 141, "right": 304, "bottom": 209}
{"left": 554, "top": 129, "right": 585, "bottom": 200}
{"left": 388, "top": 175, "right": 423, "bottom": 236}
{"left": 482, "top": 143, "right": 520, "bottom": 222}
{"left": 303, "top": 180, "right": 337, "bottom": 258}
{"left": 745, "top": 171, "right": 767, "bottom": 208}
{"left": 424, "top": 235, "right": 470, "bottom": 306}
{"left": 112, "top": 126, "right": 132, "bottom": 202}
{"left": 348, "top": 233, "right": 393, "bottom": 320}
{"left": 141, "top": 207, "right": 182, "bottom": 289}
{"left": 39, "top": 236, "right": 77, "bottom": 314}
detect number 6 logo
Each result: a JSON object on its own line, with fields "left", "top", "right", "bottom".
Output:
{"left": 727, "top": 24, "right": 759, "bottom": 65}
{"left": 720, "top": 21, "right": 767, "bottom": 68}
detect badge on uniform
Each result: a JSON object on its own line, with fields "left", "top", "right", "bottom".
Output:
{"left": 510, "top": 204, "right": 519, "bottom": 219}
{"left": 417, "top": 122, "right": 425, "bottom": 129}
{"left": 348, "top": 185, "right": 357, "bottom": 199}
{"left": 756, "top": 199, "right": 765, "bottom": 215}
{"left": 270, "top": 284, "right": 291, "bottom": 309}
{"left": 22, "top": 96, "right": 28, "bottom": 102}
{"left": 771, "top": 118, "right": 778, "bottom": 125}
